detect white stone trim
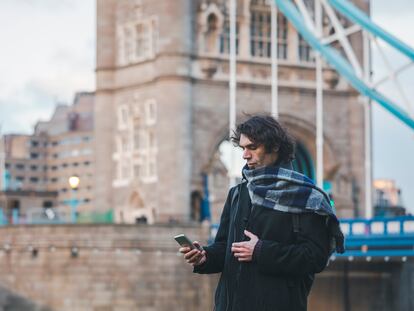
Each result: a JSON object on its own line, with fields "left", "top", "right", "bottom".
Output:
{"left": 116, "top": 16, "right": 158, "bottom": 66}
{"left": 145, "top": 99, "right": 157, "bottom": 126}
{"left": 117, "top": 104, "right": 129, "bottom": 130}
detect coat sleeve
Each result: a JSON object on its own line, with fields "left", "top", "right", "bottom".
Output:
{"left": 255, "top": 213, "right": 330, "bottom": 276}
{"left": 193, "top": 187, "right": 236, "bottom": 274}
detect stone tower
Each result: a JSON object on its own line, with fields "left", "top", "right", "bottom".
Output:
{"left": 95, "top": 0, "right": 367, "bottom": 223}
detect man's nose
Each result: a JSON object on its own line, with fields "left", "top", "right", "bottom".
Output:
{"left": 243, "top": 149, "right": 251, "bottom": 159}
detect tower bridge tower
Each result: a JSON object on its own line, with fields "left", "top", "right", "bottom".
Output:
{"left": 95, "top": 0, "right": 368, "bottom": 223}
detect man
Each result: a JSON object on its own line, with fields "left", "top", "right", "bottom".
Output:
{"left": 180, "top": 115, "right": 344, "bottom": 311}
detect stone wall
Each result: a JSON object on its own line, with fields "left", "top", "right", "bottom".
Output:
{"left": 0, "top": 224, "right": 215, "bottom": 311}
{"left": 1, "top": 224, "right": 412, "bottom": 311}
{"left": 309, "top": 260, "right": 414, "bottom": 311}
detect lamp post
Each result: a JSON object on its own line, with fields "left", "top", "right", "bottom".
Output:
{"left": 68, "top": 175, "right": 80, "bottom": 223}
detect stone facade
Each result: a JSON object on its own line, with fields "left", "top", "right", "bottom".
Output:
{"left": 1, "top": 225, "right": 413, "bottom": 311}
{"left": 95, "top": 0, "right": 368, "bottom": 224}
{"left": 0, "top": 224, "right": 214, "bottom": 311}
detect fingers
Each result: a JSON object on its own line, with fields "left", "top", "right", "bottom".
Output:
{"left": 193, "top": 241, "right": 204, "bottom": 251}
{"left": 232, "top": 242, "right": 253, "bottom": 262}
{"left": 231, "top": 247, "right": 244, "bottom": 255}
{"left": 179, "top": 246, "right": 191, "bottom": 254}
{"left": 189, "top": 253, "right": 204, "bottom": 265}
{"left": 184, "top": 249, "right": 205, "bottom": 265}
{"left": 232, "top": 242, "right": 247, "bottom": 248}
{"left": 232, "top": 247, "right": 251, "bottom": 257}
{"left": 184, "top": 249, "right": 199, "bottom": 260}
{"left": 233, "top": 251, "right": 252, "bottom": 262}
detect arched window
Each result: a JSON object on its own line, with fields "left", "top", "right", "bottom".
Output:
{"left": 205, "top": 13, "right": 219, "bottom": 53}
{"left": 298, "top": 34, "right": 315, "bottom": 62}
{"left": 129, "top": 191, "right": 144, "bottom": 209}
{"left": 250, "top": 0, "right": 288, "bottom": 59}
{"left": 292, "top": 142, "right": 315, "bottom": 180}
{"left": 298, "top": 0, "right": 315, "bottom": 62}
{"left": 219, "top": 18, "right": 239, "bottom": 54}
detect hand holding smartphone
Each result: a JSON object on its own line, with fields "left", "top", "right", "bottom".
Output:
{"left": 174, "top": 234, "right": 203, "bottom": 251}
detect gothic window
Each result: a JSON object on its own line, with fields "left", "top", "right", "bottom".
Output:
{"left": 117, "top": 17, "right": 158, "bottom": 66}
{"left": 121, "top": 162, "right": 130, "bottom": 180}
{"left": 145, "top": 99, "right": 157, "bottom": 125}
{"left": 298, "top": 0, "right": 315, "bottom": 62}
{"left": 121, "top": 136, "right": 130, "bottom": 152}
{"left": 219, "top": 19, "right": 239, "bottom": 55}
{"left": 114, "top": 97, "right": 158, "bottom": 185}
{"left": 205, "top": 13, "right": 219, "bottom": 53}
{"left": 133, "top": 118, "right": 141, "bottom": 150}
{"left": 148, "top": 130, "right": 156, "bottom": 149}
{"left": 250, "top": 2, "right": 288, "bottom": 59}
{"left": 114, "top": 162, "right": 120, "bottom": 180}
{"left": 298, "top": 34, "right": 314, "bottom": 62}
{"left": 124, "top": 28, "right": 133, "bottom": 63}
{"left": 139, "top": 129, "right": 157, "bottom": 183}
{"left": 277, "top": 14, "right": 288, "bottom": 59}
{"left": 118, "top": 105, "right": 129, "bottom": 129}
{"left": 133, "top": 162, "right": 142, "bottom": 179}
{"left": 148, "top": 158, "right": 156, "bottom": 178}
{"left": 135, "top": 23, "right": 149, "bottom": 59}
{"left": 250, "top": 7, "right": 271, "bottom": 58}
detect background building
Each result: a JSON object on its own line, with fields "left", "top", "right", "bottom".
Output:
{"left": 374, "top": 179, "right": 406, "bottom": 216}
{"left": 95, "top": 0, "right": 368, "bottom": 224}
{"left": 0, "top": 92, "right": 95, "bottom": 222}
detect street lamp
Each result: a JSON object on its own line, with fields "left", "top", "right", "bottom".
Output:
{"left": 68, "top": 175, "right": 80, "bottom": 223}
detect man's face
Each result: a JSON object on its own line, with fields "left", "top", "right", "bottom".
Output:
{"left": 239, "top": 134, "right": 278, "bottom": 169}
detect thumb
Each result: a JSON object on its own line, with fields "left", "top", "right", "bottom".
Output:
{"left": 193, "top": 241, "right": 203, "bottom": 251}
{"left": 244, "top": 230, "right": 255, "bottom": 239}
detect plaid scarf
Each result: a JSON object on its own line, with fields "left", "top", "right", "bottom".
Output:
{"left": 243, "top": 165, "right": 345, "bottom": 254}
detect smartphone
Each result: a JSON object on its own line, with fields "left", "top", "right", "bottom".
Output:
{"left": 174, "top": 234, "right": 203, "bottom": 251}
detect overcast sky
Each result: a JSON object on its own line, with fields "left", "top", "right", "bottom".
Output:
{"left": 0, "top": 0, "right": 413, "bottom": 214}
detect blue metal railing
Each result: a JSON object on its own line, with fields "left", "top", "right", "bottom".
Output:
{"left": 0, "top": 207, "right": 114, "bottom": 225}
{"left": 336, "top": 217, "right": 414, "bottom": 258}
{"left": 339, "top": 217, "right": 414, "bottom": 237}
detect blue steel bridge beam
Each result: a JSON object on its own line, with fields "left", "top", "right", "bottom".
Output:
{"left": 329, "top": 0, "right": 414, "bottom": 61}
{"left": 273, "top": 0, "right": 414, "bottom": 131}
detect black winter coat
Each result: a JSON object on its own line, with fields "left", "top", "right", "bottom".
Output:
{"left": 194, "top": 180, "right": 331, "bottom": 311}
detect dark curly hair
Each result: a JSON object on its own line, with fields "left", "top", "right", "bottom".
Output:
{"left": 231, "top": 115, "right": 296, "bottom": 163}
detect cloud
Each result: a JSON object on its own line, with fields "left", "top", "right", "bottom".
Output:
{"left": 0, "top": 0, "right": 95, "bottom": 134}
{"left": 10, "top": 0, "right": 78, "bottom": 11}
{"left": 0, "top": 81, "right": 57, "bottom": 134}
{"left": 373, "top": 105, "right": 414, "bottom": 212}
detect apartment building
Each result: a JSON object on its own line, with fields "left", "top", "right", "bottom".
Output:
{"left": 0, "top": 92, "right": 95, "bottom": 220}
